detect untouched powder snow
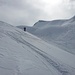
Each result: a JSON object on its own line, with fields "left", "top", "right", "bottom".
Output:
{"left": 0, "top": 21, "right": 75, "bottom": 75}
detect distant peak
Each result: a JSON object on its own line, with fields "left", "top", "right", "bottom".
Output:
{"left": 71, "top": 15, "right": 75, "bottom": 19}
{"left": 38, "top": 20, "right": 46, "bottom": 22}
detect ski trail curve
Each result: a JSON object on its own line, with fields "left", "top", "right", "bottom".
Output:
{"left": 6, "top": 31, "right": 75, "bottom": 75}
{"left": 20, "top": 37, "right": 73, "bottom": 75}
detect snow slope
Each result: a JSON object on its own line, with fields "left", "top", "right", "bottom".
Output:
{"left": 0, "top": 21, "right": 75, "bottom": 75}
{"left": 23, "top": 16, "right": 75, "bottom": 54}
{"left": 17, "top": 25, "right": 36, "bottom": 33}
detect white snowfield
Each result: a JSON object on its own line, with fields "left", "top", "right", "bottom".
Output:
{"left": 0, "top": 21, "right": 75, "bottom": 75}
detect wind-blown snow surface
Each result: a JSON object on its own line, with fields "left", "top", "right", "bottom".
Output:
{"left": 24, "top": 16, "right": 75, "bottom": 54}
{"left": 0, "top": 21, "right": 75, "bottom": 75}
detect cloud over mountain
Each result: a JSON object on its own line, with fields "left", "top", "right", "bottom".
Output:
{"left": 0, "top": 0, "right": 75, "bottom": 26}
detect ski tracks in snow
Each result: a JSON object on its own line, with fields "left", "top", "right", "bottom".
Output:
{"left": 21, "top": 37, "right": 75, "bottom": 75}
{"left": 6, "top": 30, "right": 75, "bottom": 75}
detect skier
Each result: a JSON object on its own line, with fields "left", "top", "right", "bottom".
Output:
{"left": 24, "top": 27, "right": 26, "bottom": 31}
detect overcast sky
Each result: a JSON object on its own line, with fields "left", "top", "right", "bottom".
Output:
{"left": 0, "top": 0, "right": 75, "bottom": 26}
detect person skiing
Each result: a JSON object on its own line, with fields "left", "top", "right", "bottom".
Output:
{"left": 24, "top": 27, "right": 26, "bottom": 31}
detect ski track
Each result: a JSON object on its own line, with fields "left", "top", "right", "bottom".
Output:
{"left": 6, "top": 31, "right": 75, "bottom": 75}
{"left": 20, "top": 38, "right": 70, "bottom": 75}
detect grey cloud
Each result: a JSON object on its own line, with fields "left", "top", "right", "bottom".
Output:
{"left": 0, "top": 0, "right": 75, "bottom": 26}
{"left": 0, "top": 0, "right": 28, "bottom": 10}
{"left": 61, "top": 0, "right": 75, "bottom": 15}
{"left": 70, "top": 0, "right": 75, "bottom": 1}
{"left": 0, "top": 0, "right": 45, "bottom": 25}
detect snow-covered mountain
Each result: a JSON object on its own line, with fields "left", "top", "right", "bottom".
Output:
{"left": 19, "top": 16, "right": 75, "bottom": 54}
{"left": 0, "top": 21, "right": 75, "bottom": 75}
